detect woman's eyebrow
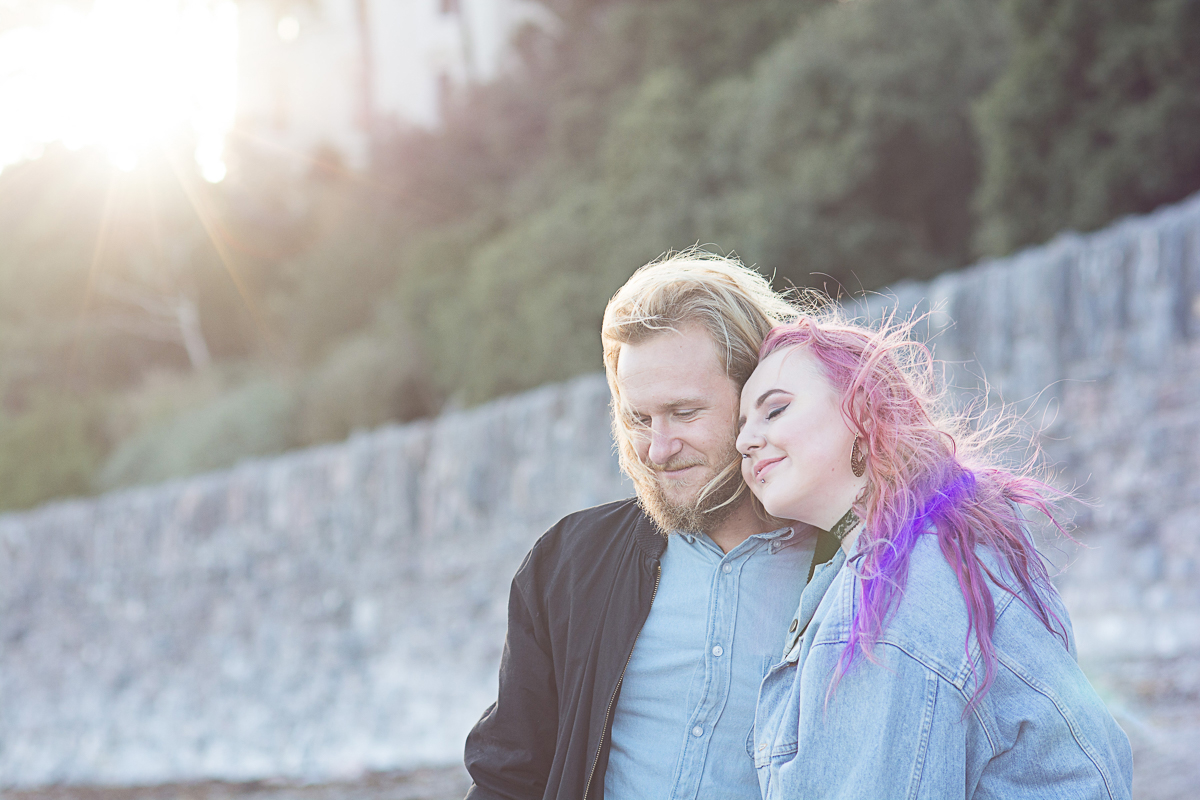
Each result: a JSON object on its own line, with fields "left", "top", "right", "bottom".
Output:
{"left": 754, "top": 388, "right": 788, "bottom": 409}
{"left": 738, "top": 388, "right": 789, "bottom": 432}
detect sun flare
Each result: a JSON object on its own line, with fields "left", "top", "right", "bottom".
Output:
{"left": 0, "top": 0, "right": 238, "bottom": 181}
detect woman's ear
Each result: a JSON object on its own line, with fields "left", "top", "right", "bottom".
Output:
{"left": 847, "top": 383, "right": 873, "bottom": 438}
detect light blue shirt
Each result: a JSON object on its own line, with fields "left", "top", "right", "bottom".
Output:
{"left": 753, "top": 531, "right": 1133, "bottom": 799}
{"left": 604, "top": 526, "right": 815, "bottom": 800}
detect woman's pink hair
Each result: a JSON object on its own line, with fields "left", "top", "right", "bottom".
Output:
{"left": 760, "top": 309, "right": 1070, "bottom": 712}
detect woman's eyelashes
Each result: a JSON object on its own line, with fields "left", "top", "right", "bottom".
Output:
{"left": 766, "top": 403, "right": 789, "bottom": 422}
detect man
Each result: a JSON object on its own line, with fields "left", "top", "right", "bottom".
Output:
{"left": 464, "top": 251, "right": 831, "bottom": 800}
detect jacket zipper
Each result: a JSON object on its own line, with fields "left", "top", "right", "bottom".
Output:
{"left": 582, "top": 563, "right": 661, "bottom": 800}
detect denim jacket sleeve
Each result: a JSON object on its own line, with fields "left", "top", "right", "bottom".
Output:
{"left": 753, "top": 536, "right": 1133, "bottom": 800}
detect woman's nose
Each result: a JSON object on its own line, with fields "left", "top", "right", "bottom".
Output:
{"left": 735, "top": 425, "right": 760, "bottom": 455}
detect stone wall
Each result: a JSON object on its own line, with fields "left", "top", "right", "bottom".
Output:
{"left": 2, "top": 194, "right": 1199, "bottom": 789}
{"left": 0, "top": 378, "right": 629, "bottom": 787}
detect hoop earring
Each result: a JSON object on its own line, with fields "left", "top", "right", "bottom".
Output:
{"left": 850, "top": 435, "right": 866, "bottom": 478}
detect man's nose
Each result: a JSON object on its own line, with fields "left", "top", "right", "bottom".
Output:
{"left": 647, "top": 424, "right": 681, "bottom": 466}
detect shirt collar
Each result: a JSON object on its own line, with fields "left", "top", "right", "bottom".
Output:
{"left": 674, "top": 525, "right": 798, "bottom": 554}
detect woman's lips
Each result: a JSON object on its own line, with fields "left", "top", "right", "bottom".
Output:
{"left": 754, "top": 457, "right": 783, "bottom": 482}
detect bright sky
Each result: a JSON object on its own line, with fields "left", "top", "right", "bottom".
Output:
{"left": 0, "top": 0, "right": 238, "bottom": 182}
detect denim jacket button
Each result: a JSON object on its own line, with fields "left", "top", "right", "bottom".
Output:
{"left": 789, "top": 618, "right": 798, "bottom": 633}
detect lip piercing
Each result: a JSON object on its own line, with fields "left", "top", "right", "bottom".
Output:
{"left": 759, "top": 478, "right": 765, "bottom": 484}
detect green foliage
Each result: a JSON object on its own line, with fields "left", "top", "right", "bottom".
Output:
{"left": 974, "top": 0, "right": 1200, "bottom": 255}
{"left": 0, "top": 145, "right": 263, "bottom": 397}
{"left": 100, "top": 367, "right": 235, "bottom": 447}
{"left": 96, "top": 378, "right": 297, "bottom": 492}
{"left": 725, "top": 0, "right": 1008, "bottom": 288}
{"left": 392, "top": 0, "right": 1008, "bottom": 402}
{"left": 3, "top": 0, "right": 1197, "bottom": 507}
{"left": 0, "top": 393, "right": 107, "bottom": 512}
{"left": 294, "top": 314, "right": 435, "bottom": 446}
{"left": 268, "top": 206, "right": 407, "bottom": 365}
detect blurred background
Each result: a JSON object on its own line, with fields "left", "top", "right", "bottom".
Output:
{"left": 2, "top": 0, "right": 1198, "bottom": 510}
{"left": 1, "top": 0, "right": 1199, "bottom": 798}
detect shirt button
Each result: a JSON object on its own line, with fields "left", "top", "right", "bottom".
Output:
{"left": 692, "top": 726, "right": 704, "bottom": 737}
{"left": 789, "top": 619, "right": 798, "bottom": 633}
{"left": 722, "top": 563, "right": 732, "bottom": 573}
{"left": 759, "top": 743, "right": 767, "bottom": 752}
{"left": 711, "top": 645, "right": 723, "bottom": 657}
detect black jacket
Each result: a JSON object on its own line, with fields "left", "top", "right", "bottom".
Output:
{"left": 464, "top": 498, "right": 665, "bottom": 800}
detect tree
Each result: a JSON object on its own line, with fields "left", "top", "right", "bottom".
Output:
{"left": 974, "top": 0, "right": 1200, "bottom": 255}
{"left": 723, "top": 0, "right": 1008, "bottom": 290}
{"left": 390, "top": 0, "right": 1010, "bottom": 403}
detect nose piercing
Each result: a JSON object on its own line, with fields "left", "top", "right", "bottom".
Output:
{"left": 741, "top": 453, "right": 749, "bottom": 459}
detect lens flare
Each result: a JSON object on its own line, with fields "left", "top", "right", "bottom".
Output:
{"left": 0, "top": 0, "right": 239, "bottom": 181}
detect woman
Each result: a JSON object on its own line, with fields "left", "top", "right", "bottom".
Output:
{"left": 735, "top": 311, "right": 1132, "bottom": 799}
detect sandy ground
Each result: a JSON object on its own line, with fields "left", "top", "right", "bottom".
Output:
{"left": 1120, "top": 705, "right": 1200, "bottom": 799}
{"left": 8, "top": 744, "right": 1199, "bottom": 800}
{"left": 1, "top": 767, "right": 472, "bottom": 800}
{"left": 5, "top": 710, "right": 1197, "bottom": 800}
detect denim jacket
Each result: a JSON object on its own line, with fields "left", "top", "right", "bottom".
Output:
{"left": 752, "top": 532, "right": 1133, "bottom": 799}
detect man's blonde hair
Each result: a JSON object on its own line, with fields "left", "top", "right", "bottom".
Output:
{"left": 602, "top": 248, "right": 797, "bottom": 506}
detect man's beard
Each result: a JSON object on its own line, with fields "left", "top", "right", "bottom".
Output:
{"left": 634, "top": 442, "right": 744, "bottom": 535}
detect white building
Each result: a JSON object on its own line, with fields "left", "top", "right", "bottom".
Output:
{"left": 235, "top": 0, "right": 549, "bottom": 171}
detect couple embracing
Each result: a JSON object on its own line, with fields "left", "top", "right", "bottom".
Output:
{"left": 463, "top": 252, "right": 1133, "bottom": 799}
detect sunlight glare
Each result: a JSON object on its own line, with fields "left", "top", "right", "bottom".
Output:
{"left": 0, "top": 0, "right": 239, "bottom": 182}
{"left": 277, "top": 15, "right": 299, "bottom": 42}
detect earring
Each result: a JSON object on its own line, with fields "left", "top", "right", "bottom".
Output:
{"left": 850, "top": 435, "right": 866, "bottom": 478}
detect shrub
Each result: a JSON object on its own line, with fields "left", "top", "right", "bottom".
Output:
{"left": 96, "top": 378, "right": 298, "bottom": 491}
{"left": 0, "top": 394, "right": 108, "bottom": 511}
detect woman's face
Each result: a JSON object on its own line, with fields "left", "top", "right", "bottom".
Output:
{"left": 736, "top": 345, "right": 864, "bottom": 530}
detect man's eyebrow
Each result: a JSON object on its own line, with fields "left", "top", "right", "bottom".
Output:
{"left": 661, "top": 397, "right": 705, "bottom": 410}
{"left": 622, "top": 397, "right": 705, "bottom": 417}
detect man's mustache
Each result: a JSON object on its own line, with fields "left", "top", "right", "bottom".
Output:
{"left": 647, "top": 457, "right": 706, "bottom": 473}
